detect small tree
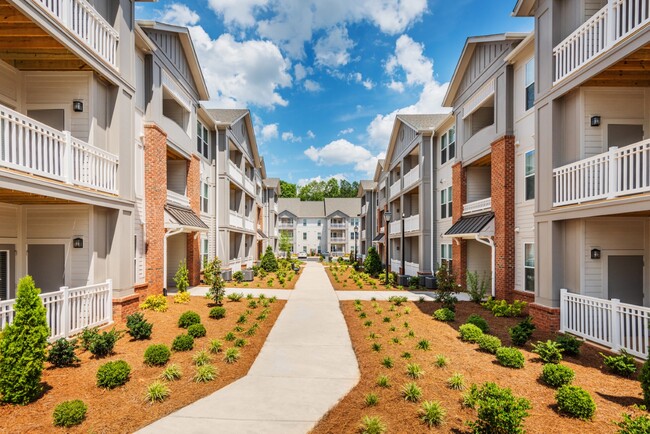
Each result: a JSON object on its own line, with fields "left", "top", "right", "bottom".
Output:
{"left": 260, "top": 246, "right": 279, "bottom": 272}
{"left": 435, "top": 263, "right": 458, "bottom": 311}
{"left": 279, "top": 232, "right": 292, "bottom": 258}
{"left": 207, "top": 258, "right": 226, "bottom": 306}
{"left": 0, "top": 276, "right": 49, "bottom": 404}
{"left": 173, "top": 259, "right": 189, "bottom": 293}
{"left": 363, "top": 247, "right": 382, "bottom": 276}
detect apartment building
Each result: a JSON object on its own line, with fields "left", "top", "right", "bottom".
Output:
{"left": 514, "top": 0, "right": 650, "bottom": 341}
{"left": 262, "top": 177, "right": 280, "bottom": 253}
{"left": 358, "top": 180, "right": 377, "bottom": 258}
{"left": 278, "top": 198, "right": 361, "bottom": 256}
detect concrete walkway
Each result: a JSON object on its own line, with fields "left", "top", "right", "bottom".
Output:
{"left": 138, "top": 262, "right": 359, "bottom": 434}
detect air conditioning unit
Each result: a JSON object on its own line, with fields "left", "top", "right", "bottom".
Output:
{"left": 222, "top": 270, "right": 232, "bottom": 282}
{"left": 242, "top": 269, "right": 254, "bottom": 281}
{"left": 425, "top": 276, "right": 437, "bottom": 290}
{"left": 397, "top": 275, "right": 409, "bottom": 287}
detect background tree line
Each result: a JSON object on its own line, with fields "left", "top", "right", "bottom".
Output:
{"left": 280, "top": 178, "right": 359, "bottom": 201}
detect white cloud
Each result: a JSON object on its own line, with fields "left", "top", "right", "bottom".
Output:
{"left": 294, "top": 63, "right": 308, "bottom": 81}
{"left": 282, "top": 131, "right": 302, "bottom": 142}
{"left": 339, "top": 128, "right": 354, "bottom": 135}
{"left": 160, "top": 3, "right": 200, "bottom": 26}
{"left": 386, "top": 34, "right": 433, "bottom": 87}
{"left": 207, "top": 0, "right": 269, "bottom": 27}
{"left": 303, "top": 79, "right": 322, "bottom": 92}
{"left": 314, "top": 26, "right": 354, "bottom": 68}
{"left": 304, "top": 139, "right": 384, "bottom": 176}
{"left": 387, "top": 80, "right": 405, "bottom": 93}
{"left": 362, "top": 79, "right": 375, "bottom": 90}
{"left": 297, "top": 173, "right": 347, "bottom": 187}
{"left": 307, "top": 130, "right": 316, "bottom": 139}
{"left": 260, "top": 123, "right": 279, "bottom": 142}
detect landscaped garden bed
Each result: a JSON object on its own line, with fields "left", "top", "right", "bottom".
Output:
{"left": 224, "top": 249, "right": 303, "bottom": 290}
{"left": 324, "top": 262, "right": 419, "bottom": 291}
{"left": 0, "top": 293, "right": 285, "bottom": 433}
{"left": 312, "top": 299, "right": 648, "bottom": 433}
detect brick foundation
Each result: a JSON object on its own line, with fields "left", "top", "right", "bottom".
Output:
{"left": 529, "top": 303, "right": 561, "bottom": 332}
{"left": 187, "top": 154, "right": 201, "bottom": 286}
{"left": 112, "top": 293, "right": 141, "bottom": 322}
{"left": 134, "top": 283, "right": 149, "bottom": 301}
{"left": 451, "top": 162, "right": 467, "bottom": 287}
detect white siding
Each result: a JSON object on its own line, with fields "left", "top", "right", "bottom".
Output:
{"left": 467, "top": 240, "right": 491, "bottom": 278}
{"left": 166, "top": 234, "right": 187, "bottom": 287}
{"left": 295, "top": 218, "right": 326, "bottom": 254}
{"left": 466, "top": 167, "right": 491, "bottom": 202}
{"left": 0, "top": 61, "right": 20, "bottom": 107}
{"left": 0, "top": 204, "right": 18, "bottom": 238}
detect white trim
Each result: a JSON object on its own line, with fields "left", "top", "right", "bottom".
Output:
{"left": 462, "top": 79, "right": 495, "bottom": 119}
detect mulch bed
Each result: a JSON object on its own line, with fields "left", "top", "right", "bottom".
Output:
{"left": 225, "top": 270, "right": 301, "bottom": 290}
{"left": 312, "top": 300, "right": 645, "bottom": 433}
{"left": 324, "top": 266, "right": 405, "bottom": 291}
{"left": 0, "top": 295, "right": 285, "bottom": 433}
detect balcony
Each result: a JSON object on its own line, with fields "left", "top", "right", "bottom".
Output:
{"left": 244, "top": 176, "right": 255, "bottom": 196}
{"left": 229, "top": 211, "right": 243, "bottom": 229}
{"left": 0, "top": 104, "right": 119, "bottom": 195}
{"left": 361, "top": 203, "right": 368, "bottom": 215}
{"left": 228, "top": 160, "right": 244, "bottom": 185}
{"left": 404, "top": 215, "right": 420, "bottom": 232}
{"left": 330, "top": 237, "right": 347, "bottom": 243}
{"left": 278, "top": 221, "right": 294, "bottom": 229}
{"left": 403, "top": 165, "right": 420, "bottom": 191}
{"left": 390, "top": 180, "right": 401, "bottom": 198}
{"left": 167, "top": 190, "right": 189, "bottom": 208}
{"left": 553, "top": 139, "right": 650, "bottom": 207}
{"left": 361, "top": 229, "right": 367, "bottom": 239}
{"left": 389, "top": 220, "right": 400, "bottom": 235}
{"left": 554, "top": 0, "right": 650, "bottom": 84}
{"left": 33, "top": 0, "right": 119, "bottom": 70}
{"left": 330, "top": 223, "right": 347, "bottom": 229}
{"left": 244, "top": 218, "right": 254, "bottom": 231}
{"left": 463, "top": 197, "right": 492, "bottom": 215}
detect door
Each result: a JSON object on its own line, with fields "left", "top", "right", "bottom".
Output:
{"left": 608, "top": 255, "right": 644, "bottom": 305}
{"left": 0, "top": 251, "right": 8, "bottom": 300}
{"left": 28, "top": 244, "right": 65, "bottom": 294}
{"left": 607, "top": 124, "right": 644, "bottom": 149}
{"left": 27, "top": 109, "right": 65, "bottom": 131}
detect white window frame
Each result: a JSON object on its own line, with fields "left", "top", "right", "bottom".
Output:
{"left": 440, "top": 186, "right": 453, "bottom": 219}
{"left": 197, "top": 121, "right": 209, "bottom": 159}
{"left": 440, "top": 127, "right": 456, "bottom": 165}
{"left": 525, "top": 59, "right": 535, "bottom": 112}
{"left": 524, "top": 242, "right": 535, "bottom": 292}
{"left": 201, "top": 181, "right": 209, "bottom": 213}
{"left": 441, "top": 243, "right": 453, "bottom": 269}
{"left": 200, "top": 235, "right": 209, "bottom": 268}
{"left": 524, "top": 150, "right": 535, "bottom": 201}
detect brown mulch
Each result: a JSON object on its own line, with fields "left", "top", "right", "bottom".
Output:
{"left": 0, "top": 296, "right": 285, "bottom": 434}
{"left": 312, "top": 301, "right": 645, "bottom": 434}
{"left": 224, "top": 267, "right": 306, "bottom": 290}
{"left": 324, "top": 267, "right": 405, "bottom": 291}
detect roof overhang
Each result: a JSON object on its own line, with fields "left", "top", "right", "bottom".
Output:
{"left": 164, "top": 205, "right": 209, "bottom": 233}
{"left": 512, "top": 0, "right": 535, "bottom": 17}
{"left": 443, "top": 212, "right": 495, "bottom": 239}
{"left": 373, "top": 233, "right": 385, "bottom": 243}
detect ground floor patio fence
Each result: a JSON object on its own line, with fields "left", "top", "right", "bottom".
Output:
{"left": 0, "top": 280, "right": 113, "bottom": 342}
{"left": 560, "top": 288, "right": 650, "bottom": 359}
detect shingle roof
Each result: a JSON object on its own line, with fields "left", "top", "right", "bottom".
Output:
{"left": 360, "top": 180, "right": 377, "bottom": 190}
{"left": 397, "top": 114, "right": 449, "bottom": 132}
{"left": 278, "top": 198, "right": 325, "bottom": 217}
{"left": 263, "top": 178, "right": 280, "bottom": 189}
{"left": 207, "top": 109, "right": 249, "bottom": 125}
{"left": 164, "top": 205, "right": 209, "bottom": 230}
{"left": 324, "top": 198, "right": 361, "bottom": 218}
{"left": 445, "top": 212, "right": 494, "bottom": 236}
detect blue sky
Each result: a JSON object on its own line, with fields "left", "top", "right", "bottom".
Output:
{"left": 136, "top": 0, "right": 532, "bottom": 185}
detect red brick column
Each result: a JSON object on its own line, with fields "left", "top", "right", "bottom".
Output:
{"left": 187, "top": 155, "right": 201, "bottom": 286}
{"left": 451, "top": 162, "right": 467, "bottom": 288}
{"left": 144, "top": 124, "right": 167, "bottom": 296}
{"left": 491, "top": 136, "right": 516, "bottom": 301}
{"left": 529, "top": 303, "right": 561, "bottom": 332}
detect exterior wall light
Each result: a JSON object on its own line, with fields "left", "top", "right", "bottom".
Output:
{"left": 590, "top": 116, "right": 601, "bottom": 127}
{"left": 591, "top": 248, "right": 601, "bottom": 260}
{"left": 73, "top": 237, "right": 84, "bottom": 249}
{"left": 73, "top": 100, "right": 84, "bottom": 112}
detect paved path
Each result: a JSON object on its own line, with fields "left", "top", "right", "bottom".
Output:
{"left": 138, "top": 262, "right": 359, "bottom": 434}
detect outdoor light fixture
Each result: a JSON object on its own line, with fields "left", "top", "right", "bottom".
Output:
{"left": 73, "top": 237, "right": 84, "bottom": 248}
{"left": 590, "top": 116, "right": 601, "bottom": 127}
{"left": 591, "top": 248, "right": 601, "bottom": 260}
{"left": 73, "top": 100, "right": 84, "bottom": 113}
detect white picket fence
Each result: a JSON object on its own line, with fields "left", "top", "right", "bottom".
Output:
{"left": 0, "top": 280, "right": 113, "bottom": 342}
{"left": 560, "top": 288, "right": 650, "bottom": 359}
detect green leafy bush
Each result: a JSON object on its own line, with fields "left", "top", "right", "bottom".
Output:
{"left": 555, "top": 385, "right": 596, "bottom": 420}
{"left": 161, "top": 364, "right": 182, "bottom": 381}
{"left": 466, "top": 314, "right": 489, "bottom": 333}
{"left": 482, "top": 298, "right": 527, "bottom": 317}
{"left": 224, "top": 347, "right": 240, "bottom": 364}
{"left": 467, "top": 270, "right": 488, "bottom": 303}
{"left": 88, "top": 329, "right": 123, "bottom": 358}
{"left": 532, "top": 340, "right": 564, "bottom": 364}
{"left": 364, "top": 392, "right": 379, "bottom": 407}
{"left": 260, "top": 246, "right": 279, "bottom": 272}
{"left": 140, "top": 294, "right": 168, "bottom": 312}
{"left": 206, "top": 258, "right": 226, "bottom": 306}
{"left": 80, "top": 327, "right": 99, "bottom": 350}
{"left": 555, "top": 334, "right": 582, "bottom": 356}
{"left": 171, "top": 334, "right": 194, "bottom": 352}
{"left": 178, "top": 311, "right": 201, "bottom": 329}
{"left": 47, "top": 338, "right": 80, "bottom": 368}
{"left": 433, "top": 308, "right": 455, "bottom": 322}
{"left": 145, "top": 381, "right": 170, "bottom": 403}
{"left": 144, "top": 344, "right": 171, "bottom": 366}
{"left": 227, "top": 292, "right": 243, "bottom": 302}
{"left": 640, "top": 357, "right": 650, "bottom": 406}
{"left": 173, "top": 259, "right": 189, "bottom": 292}
{"left": 541, "top": 363, "right": 574, "bottom": 388}
{"left": 126, "top": 312, "right": 153, "bottom": 340}
{"left": 209, "top": 306, "right": 226, "bottom": 319}
{"left": 0, "top": 276, "right": 49, "bottom": 404}
{"left": 509, "top": 316, "right": 536, "bottom": 347}
{"left": 52, "top": 400, "right": 87, "bottom": 427}
{"left": 615, "top": 413, "right": 650, "bottom": 433}
{"left": 477, "top": 335, "right": 502, "bottom": 354}
{"left": 233, "top": 271, "right": 244, "bottom": 283}
{"left": 187, "top": 323, "right": 207, "bottom": 338}
{"left": 458, "top": 324, "right": 484, "bottom": 343}
{"left": 363, "top": 247, "right": 382, "bottom": 276}
{"left": 601, "top": 351, "right": 637, "bottom": 377}
{"left": 420, "top": 400, "right": 446, "bottom": 428}
{"left": 401, "top": 382, "right": 423, "bottom": 402}
{"left": 96, "top": 360, "right": 131, "bottom": 389}
{"left": 194, "top": 364, "right": 218, "bottom": 383}
{"left": 496, "top": 347, "right": 525, "bottom": 369}
{"left": 466, "top": 382, "right": 531, "bottom": 434}
{"left": 359, "top": 415, "right": 387, "bottom": 434}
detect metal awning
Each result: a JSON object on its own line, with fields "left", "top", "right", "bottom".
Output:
{"left": 257, "top": 229, "right": 267, "bottom": 240}
{"left": 373, "top": 233, "right": 385, "bottom": 243}
{"left": 164, "top": 204, "right": 209, "bottom": 232}
{"left": 444, "top": 212, "right": 494, "bottom": 239}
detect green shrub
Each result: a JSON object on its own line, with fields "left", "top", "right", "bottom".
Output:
{"left": 52, "top": 400, "right": 87, "bottom": 427}
{"left": 234, "top": 338, "right": 247, "bottom": 348}
{"left": 260, "top": 246, "right": 279, "bottom": 272}
{"left": 209, "top": 306, "right": 226, "bottom": 319}
{"left": 206, "top": 258, "right": 226, "bottom": 306}
{"left": 193, "top": 350, "right": 211, "bottom": 366}
{"left": 224, "top": 347, "right": 240, "bottom": 364}
{"left": 532, "top": 340, "right": 564, "bottom": 364}
{"left": 388, "top": 295, "right": 409, "bottom": 306}
{"left": 359, "top": 415, "right": 387, "bottom": 434}
{"left": 447, "top": 372, "right": 465, "bottom": 390}
{"left": 615, "top": 413, "right": 650, "bottom": 434}
{"left": 433, "top": 308, "right": 455, "bottom": 322}
{"left": 376, "top": 375, "right": 390, "bottom": 388}
{"left": 371, "top": 342, "right": 382, "bottom": 352}
{"left": 227, "top": 292, "right": 243, "bottom": 302}
{"left": 406, "top": 363, "right": 424, "bottom": 379}
{"left": 555, "top": 334, "right": 582, "bottom": 356}
{"left": 209, "top": 339, "right": 223, "bottom": 354}
{"left": 178, "top": 311, "right": 201, "bottom": 328}
{"left": 416, "top": 339, "right": 431, "bottom": 351}
{"left": 466, "top": 382, "right": 531, "bottom": 434}
{"left": 145, "top": 381, "right": 170, "bottom": 403}
{"left": 420, "top": 400, "right": 446, "bottom": 427}
{"left": 194, "top": 364, "right": 218, "bottom": 382}
{"left": 363, "top": 247, "right": 382, "bottom": 276}
{"left": 173, "top": 259, "right": 190, "bottom": 292}
{"left": 140, "top": 294, "right": 168, "bottom": 312}
{"left": 509, "top": 316, "right": 536, "bottom": 347}
{"left": 171, "top": 334, "right": 194, "bottom": 352}
{"left": 458, "top": 324, "right": 484, "bottom": 343}
{"left": 641, "top": 357, "right": 650, "bottom": 406}
{"left": 233, "top": 271, "right": 244, "bottom": 283}
{"left": 556, "top": 385, "right": 596, "bottom": 420}
{"left": 381, "top": 357, "right": 393, "bottom": 369}
{"left": 364, "top": 392, "right": 379, "bottom": 407}
{"left": 161, "top": 364, "right": 182, "bottom": 381}
{"left": 88, "top": 329, "right": 123, "bottom": 358}
{"left": 126, "top": 312, "right": 153, "bottom": 340}
{"left": 0, "top": 276, "right": 49, "bottom": 404}
{"left": 80, "top": 327, "right": 99, "bottom": 350}
{"left": 482, "top": 298, "right": 527, "bottom": 317}
{"left": 477, "top": 335, "right": 502, "bottom": 354}
{"left": 224, "top": 332, "right": 236, "bottom": 341}
{"left": 602, "top": 350, "right": 637, "bottom": 377}
{"left": 496, "top": 347, "right": 525, "bottom": 369}
{"left": 435, "top": 354, "right": 448, "bottom": 367}
{"left": 467, "top": 270, "right": 488, "bottom": 303}
{"left": 187, "top": 323, "right": 207, "bottom": 338}
{"left": 47, "top": 338, "right": 80, "bottom": 368}
{"left": 435, "top": 263, "right": 458, "bottom": 311}
{"left": 541, "top": 363, "right": 575, "bottom": 388}
{"left": 144, "top": 344, "right": 171, "bottom": 366}
{"left": 466, "top": 314, "right": 489, "bottom": 333}
{"left": 96, "top": 360, "right": 131, "bottom": 389}
{"left": 401, "top": 382, "right": 423, "bottom": 402}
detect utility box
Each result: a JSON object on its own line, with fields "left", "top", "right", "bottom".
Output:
{"left": 222, "top": 270, "right": 232, "bottom": 282}
{"left": 397, "top": 275, "right": 409, "bottom": 287}
{"left": 242, "top": 269, "right": 254, "bottom": 281}
{"left": 425, "top": 276, "right": 437, "bottom": 289}
{"left": 419, "top": 275, "right": 428, "bottom": 287}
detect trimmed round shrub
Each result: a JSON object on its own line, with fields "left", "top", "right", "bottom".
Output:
{"left": 466, "top": 314, "right": 489, "bottom": 333}
{"left": 466, "top": 382, "right": 531, "bottom": 434}
{"left": 601, "top": 350, "right": 637, "bottom": 377}
{"left": 477, "top": 335, "right": 502, "bottom": 354}
{"left": 47, "top": 338, "right": 80, "bottom": 368}
{"left": 171, "top": 334, "right": 194, "bottom": 352}
{"left": 187, "top": 323, "right": 207, "bottom": 338}
{"left": 53, "top": 400, "right": 87, "bottom": 427}
{"left": 96, "top": 360, "right": 131, "bottom": 389}
{"left": 556, "top": 385, "right": 596, "bottom": 420}
{"left": 178, "top": 311, "right": 201, "bottom": 329}
{"left": 144, "top": 344, "right": 171, "bottom": 366}
{"left": 496, "top": 347, "right": 525, "bottom": 369}
{"left": 509, "top": 316, "right": 536, "bottom": 347}
{"left": 541, "top": 363, "right": 575, "bottom": 388}
{"left": 433, "top": 308, "right": 455, "bottom": 322}
{"left": 209, "top": 306, "right": 227, "bottom": 319}
{"left": 458, "top": 324, "right": 484, "bottom": 343}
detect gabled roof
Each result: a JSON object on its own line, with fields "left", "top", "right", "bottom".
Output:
{"left": 324, "top": 198, "right": 361, "bottom": 218}
{"left": 263, "top": 178, "right": 280, "bottom": 190}
{"left": 357, "top": 180, "right": 377, "bottom": 197}
{"left": 207, "top": 109, "right": 261, "bottom": 169}
{"left": 442, "top": 33, "right": 529, "bottom": 107}
{"left": 512, "top": 0, "right": 535, "bottom": 17}
{"left": 384, "top": 114, "right": 450, "bottom": 167}
{"left": 373, "top": 159, "right": 385, "bottom": 182}
{"left": 278, "top": 198, "right": 325, "bottom": 218}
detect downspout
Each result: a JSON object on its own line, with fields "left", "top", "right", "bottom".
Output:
{"left": 430, "top": 134, "right": 435, "bottom": 274}
{"left": 213, "top": 127, "right": 220, "bottom": 262}
{"left": 163, "top": 227, "right": 185, "bottom": 294}
{"left": 474, "top": 234, "right": 496, "bottom": 297}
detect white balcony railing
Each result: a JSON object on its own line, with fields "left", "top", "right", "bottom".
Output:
{"left": 389, "top": 220, "right": 400, "bottom": 235}
{"left": 554, "top": 0, "right": 650, "bottom": 83}
{"left": 244, "top": 177, "right": 255, "bottom": 195}
{"left": 361, "top": 203, "right": 368, "bottom": 215}
{"left": 405, "top": 261, "right": 419, "bottom": 277}
{"left": 244, "top": 256, "right": 253, "bottom": 269}
{"left": 229, "top": 258, "right": 242, "bottom": 273}
{"left": 390, "top": 259, "right": 400, "bottom": 272}
{"left": 228, "top": 160, "right": 243, "bottom": 185}
{"left": 34, "top": 0, "right": 119, "bottom": 70}
{"left": 330, "top": 223, "right": 347, "bottom": 229}
{"left": 0, "top": 104, "right": 118, "bottom": 194}
{"left": 463, "top": 197, "right": 492, "bottom": 215}
{"left": 561, "top": 289, "right": 650, "bottom": 359}
{"left": 361, "top": 229, "right": 367, "bottom": 239}
{"left": 244, "top": 218, "right": 254, "bottom": 231}
{"left": 229, "top": 211, "right": 243, "bottom": 229}
{"left": 330, "top": 236, "right": 347, "bottom": 243}
{"left": 403, "top": 165, "right": 420, "bottom": 190}
{"left": 390, "top": 180, "right": 401, "bottom": 198}
{"left": 166, "top": 190, "right": 190, "bottom": 208}
{"left": 553, "top": 139, "right": 650, "bottom": 207}
{"left": 274, "top": 228, "right": 279, "bottom": 237}
{"left": 404, "top": 215, "right": 420, "bottom": 232}
{"left": 278, "top": 221, "right": 294, "bottom": 229}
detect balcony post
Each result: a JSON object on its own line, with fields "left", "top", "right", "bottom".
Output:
{"left": 611, "top": 298, "right": 621, "bottom": 352}
{"left": 63, "top": 131, "right": 73, "bottom": 184}
{"left": 607, "top": 0, "right": 615, "bottom": 46}
{"left": 607, "top": 146, "right": 618, "bottom": 199}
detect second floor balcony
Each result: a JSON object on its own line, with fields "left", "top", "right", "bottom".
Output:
{"left": 389, "top": 180, "right": 401, "bottom": 198}
{"left": 403, "top": 165, "right": 420, "bottom": 191}
{"left": 278, "top": 221, "right": 294, "bottom": 229}
{"left": 330, "top": 222, "right": 347, "bottom": 229}
{"left": 463, "top": 197, "right": 493, "bottom": 215}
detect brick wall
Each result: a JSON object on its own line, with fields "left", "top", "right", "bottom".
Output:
{"left": 491, "top": 136, "right": 516, "bottom": 301}
{"left": 451, "top": 162, "right": 467, "bottom": 287}
{"left": 112, "top": 293, "right": 140, "bottom": 322}
{"left": 529, "top": 303, "right": 561, "bottom": 332}
{"left": 187, "top": 155, "right": 201, "bottom": 286}
{"left": 144, "top": 124, "right": 167, "bottom": 296}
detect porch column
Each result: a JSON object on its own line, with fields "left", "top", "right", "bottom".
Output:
{"left": 451, "top": 161, "right": 467, "bottom": 287}
{"left": 187, "top": 155, "right": 201, "bottom": 286}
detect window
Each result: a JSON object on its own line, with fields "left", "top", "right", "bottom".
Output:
{"left": 303, "top": 219, "right": 307, "bottom": 226}
{"left": 350, "top": 231, "right": 355, "bottom": 240}
{"left": 201, "top": 181, "right": 209, "bottom": 213}
{"left": 440, "top": 186, "right": 453, "bottom": 219}
{"left": 525, "top": 59, "right": 535, "bottom": 111}
{"left": 524, "top": 243, "right": 535, "bottom": 292}
{"left": 317, "top": 220, "right": 321, "bottom": 226}
{"left": 200, "top": 236, "right": 209, "bottom": 268}
{"left": 197, "top": 121, "right": 209, "bottom": 158}
{"left": 525, "top": 151, "right": 535, "bottom": 201}
{"left": 317, "top": 233, "right": 321, "bottom": 240}
{"left": 440, "top": 127, "right": 456, "bottom": 165}
{"left": 441, "top": 244, "right": 453, "bottom": 269}
{"left": 303, "top": 233, "right": 307, "bottom": 240}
